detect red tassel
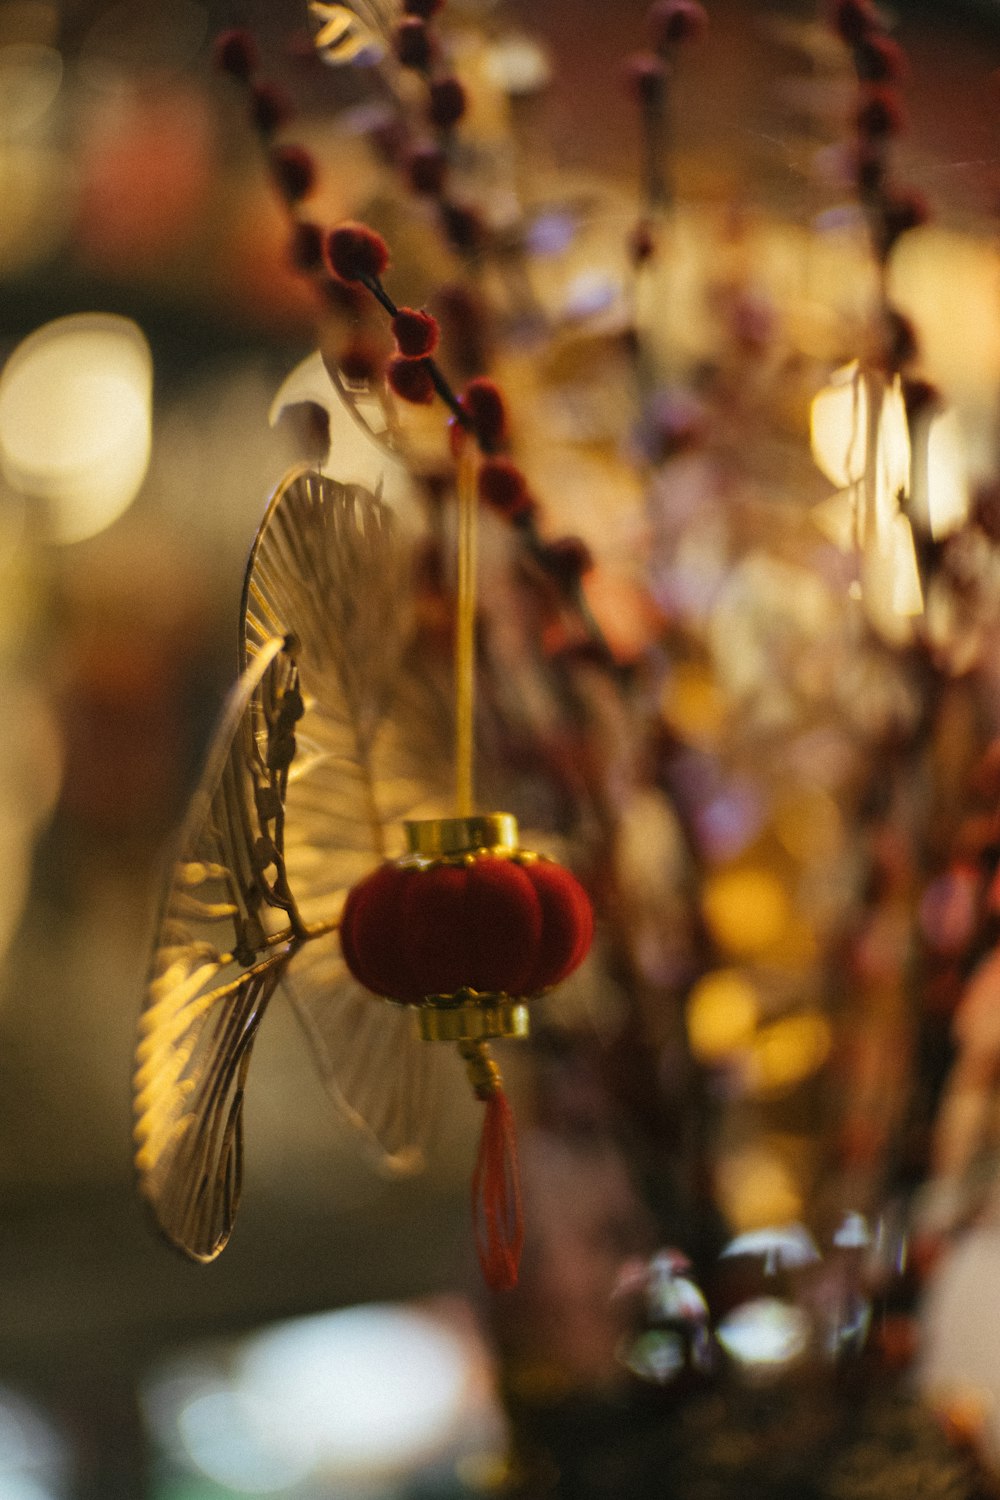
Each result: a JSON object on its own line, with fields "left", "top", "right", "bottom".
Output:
{"left": 471, "top": 1088, "right": 523, "bottom": 1290}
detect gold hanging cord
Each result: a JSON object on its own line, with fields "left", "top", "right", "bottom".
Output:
{"left": 455, "top": 439, "right": 478, "bottom": 817}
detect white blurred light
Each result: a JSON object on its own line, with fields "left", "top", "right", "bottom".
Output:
{"left": 717, "top": 1298, "right": 811, "bottom": 1371}
{"left": 0, "top": 1385, "right": 69, "bottom": 1498}
{"left": 147, "top": 1302, "right": 498, "bottom": 1494}
{"left": 176, "top": 1387, "right": 313, "bottom": 1495}
{"left": 237, "top": 1304, "right": 469, "bottom": 1476}
{"left": 833, "top": 1212, "right": 871, "bottom": 1250}
{"left": 0, "top": 313, "right": 152, "bottom": 543}
{"left": 721, "top": 1223, "right": 820, "bottom": 1275}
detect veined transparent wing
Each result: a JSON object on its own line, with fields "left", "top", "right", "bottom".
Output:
{"left": 285, "top": 933, "right": 437, "bottom": 1174}
{"left": 135, "top": 635, "right": 311, "bottom": 1261}
{"left": 240, "top": 467, "right": 450, "bottom": 1165}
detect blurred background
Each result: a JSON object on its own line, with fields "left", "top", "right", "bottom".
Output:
{"left": 3, "top": 0, "right": 1000, "bottom": 1496}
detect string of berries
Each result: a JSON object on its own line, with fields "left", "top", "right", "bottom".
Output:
{"left": 214, "top": 27, "right": 391, "bottom": 389}
{"left": 623, "top": 0, "right": 708, "bottom": 264}
{"left": 324, "top": 218, "right": 609, "bottom": 658}
{"left": 830, "top": 0, "right": 929, "bottom": 372}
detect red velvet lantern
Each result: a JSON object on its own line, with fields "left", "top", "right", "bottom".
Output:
{"left": 341, "top": 812, "right": 593, "bottom": 1287}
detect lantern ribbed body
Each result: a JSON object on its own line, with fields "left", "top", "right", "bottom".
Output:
{"left": 341, "top": 846, "right": 593, "bottom": 1005}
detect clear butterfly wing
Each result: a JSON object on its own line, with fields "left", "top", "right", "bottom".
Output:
{"left": 135, "top": 636, "right": 303, "bottom": 1260}
{"left": 241, "top": 468, "right": 451, "bottom": 1167}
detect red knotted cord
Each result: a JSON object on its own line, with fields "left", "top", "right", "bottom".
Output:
{"left": 471, "top": 1085, "right": 523, "bottom": 1289}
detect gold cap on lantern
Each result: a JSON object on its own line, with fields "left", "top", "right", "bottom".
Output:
{"left": 417, "top": 996, "right": 530, "bottom": 1042}
{"left": 404, "top": 812, "right": 519, "bottom": 859}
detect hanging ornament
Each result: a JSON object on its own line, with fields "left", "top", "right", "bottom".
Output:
{"left": 134, "top": 446, "right": 593, "bottom": 1288}
{"left": 342, "top": 811, "right": 592, "bottom": 1285}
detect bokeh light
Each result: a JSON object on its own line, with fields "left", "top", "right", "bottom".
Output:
{"left": 0, "top": 313, "right": 152, "bottom": 543}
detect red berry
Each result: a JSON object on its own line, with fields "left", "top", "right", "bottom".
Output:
{"left": 830, "top": 0, "right": 879, "bottom": 45}
{"left": 537, "top": 537, "right": 594, "bottom": 584}
{"left": 477, "top": 457, "right": 534, "bottom": 519}
{"left": 340, "top": 335, "right": 385, "bottom": 384}
{"left": 902, "top": 377, "right": 941, "bottom": 421}
{"left": 288, "top": 220, "right": 324, "bottom": 272}
{"left": 852, "top": 139, "right": 885, "bottom": 197}
{"left": 269, "top": 143, "right": 317, "bottom": 202}
{"left": 648, "top": 0, "right": 709, "bottom": 48}
{"left": 461, "top": 378, "right": 508, "bottom": 452}
{"left": 325, "top": 222, "right": 390, "bottom": 283}
{"left": 428, "top": 75, "right": 467, "bottom": 128}
{"left": 388, "top": 355, "right": 435, "bottom": 403}
{"left": 214, "top": 28, "right": 259, "bottom": 79}
{"left": 855, "top": 34, "right": 907, "bottom": 83}
{"left": 249, "top": 81, "right": 294, "bottom": 134}
{"left": 856, "top": 85, "right": 905, "bottom": 139}
{"left": 880, "top": 308, "right": 919, "bottom": 372}
{"left": 629, "top": 221, "right": 657, "bottom": 265}
{"left": 406, "top": 142, "right": 448, "bottom": 196}
{"left": 878, "top": 189, "right": 929, "bottom": 255}
{"left": 394, "top": 16, "right": 434, "bottom": 69}
{"left": 625, "top": 52, "right": 666, "bottom": 106}
{"left": 440, "top": 200, "right": 486, "bottom": 255}
{"left": 392, "top": 307, "right": 440, "bottom": 358}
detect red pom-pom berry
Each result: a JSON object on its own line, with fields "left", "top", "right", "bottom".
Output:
{"left": 830, "top": 0, "right": 879, "bottom": 45}
{"left": 648, "top": 0, "right": 709, "bottom": 48}
{"left": 537, "top": 536, "right": 594, "bottom": 584}
{"left": 325, "top": 221, "right": 390, "bottom": 283}
{"left": 214, "top": 28, "right": 259, "bottom": 79}
{"left": 387, "top": 355, "right": 436, "bottom": 403}
{"left": 288, "top": 220, "right": 324, "bottom": 272}
{"left": 392, "top": 307, "right": 440, "bottom": 358}
{"left": 406, "top": 143, "right": 448, "bottom": 196}
{"left": 880, "top": 307, "right": 919, "bottom": 372}
{"left": 856, "top": 85, "right": 905, "bottom": 139}
{"left": 249, "top": 81, "right": 294, "bottom": 134}
{"left": 878, "top": 189, "right": 929, "bottom": 255}
{"left": 461, "top": 378, "right": 508, "bottom": 452}
{"left": 428, "top": 75, "right": 467, "bottom": 128}
{"left": 855, "top": 34, "right": 907, "bottom": 83}
{"left": 625, "top": 52, "right": 666, "bottom": 106}
{"left": 629, "top": 221, "right": 657, "bottom": 265}
{"left": 269, "top": 143, "right": 317, "bottom": 202}
{"left": 440, "top": 200, "right": 486, "bottom": 255}
{"left": 477, "top": 457, "right": 533, "bottom": 519}
{"left": 394, "top": 16, "right": 434, "bottom": 69}
{"left": 340, "top": 335, "right": 386, "bottom": 384}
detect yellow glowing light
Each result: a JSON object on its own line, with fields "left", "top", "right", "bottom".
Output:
{"left": 810, "top": 361, "right": 866, "bottom": 490}
{"left": 0, "top": 313, "right": 152, "bottom": 544}
{"left": 686, "top": 969, "right": 759, "bottom": 1062}
{"left": 909, "top": 408, "right": 970, "bottom": 541}
{"left": 750, "top": 1013, "right": 832, "bottom": 1094}
{"left": 702, "top": 867, "right": 790, "bottom": 957}
{"left": 716, "top": 1147, "right": 802, "bottom": 1232}
{"left": 660, "top": 662, "right": 725, "bottom": 746}
{"left": 774, "top": 788, "right": 843, "bottom": 865}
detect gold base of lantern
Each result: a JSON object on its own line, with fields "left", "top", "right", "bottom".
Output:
{"left": 404, "top": 813, "right": 519, "bottom": 860}
{"left": 417, "top": 995, "right": 530, "bottom": 1042}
